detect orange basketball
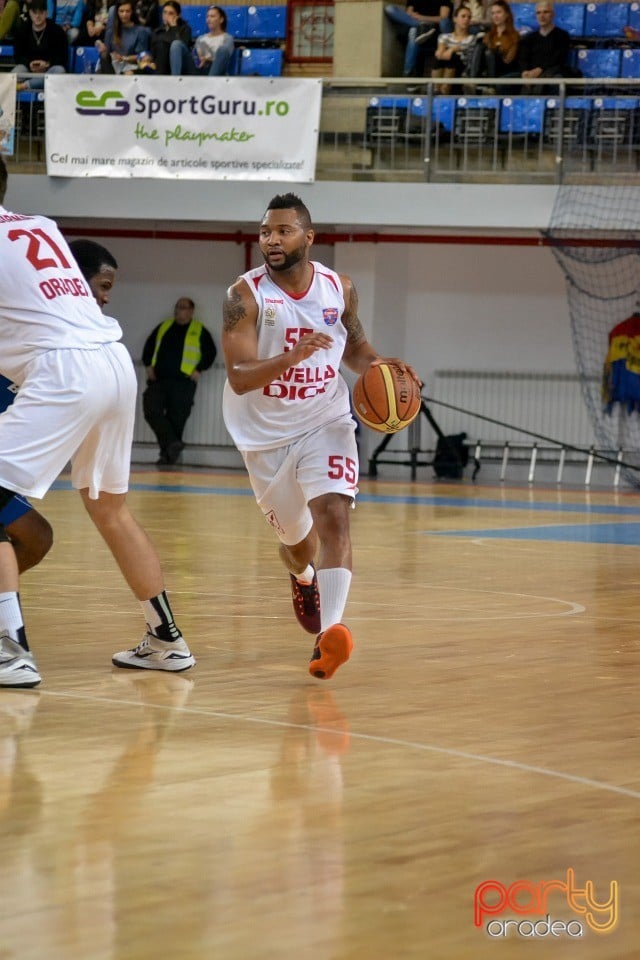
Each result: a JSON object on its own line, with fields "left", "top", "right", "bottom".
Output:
{"left": 352, "top": 363, "right": 421, "bottom": 434}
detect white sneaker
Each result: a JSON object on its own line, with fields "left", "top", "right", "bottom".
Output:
{"left": 0, "top": 633, "right": 42, "bottom": 688}
{"left": 112, "top": 631, "right": 196, "bottom": 672}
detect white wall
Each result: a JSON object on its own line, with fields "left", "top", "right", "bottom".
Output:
{"left": 66, "top": 231, "right": 571, "bottom": 379}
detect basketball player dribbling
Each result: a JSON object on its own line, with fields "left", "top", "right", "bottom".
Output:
{"left": 222, "top": 192, "right": 420, "bottom": 680}
{"left": 0, "top": 156, "right": 194, "bottom": 688}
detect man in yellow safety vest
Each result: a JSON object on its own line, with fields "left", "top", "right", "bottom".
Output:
{"left": 142, "top": 296, "right": 217, "bottom": 465}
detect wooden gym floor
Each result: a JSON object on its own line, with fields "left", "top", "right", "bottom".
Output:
{"left": 2, "top": 467, "right": 639, "bottom": 959}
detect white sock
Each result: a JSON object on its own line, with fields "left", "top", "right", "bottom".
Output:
{"left": 0, "top": 592, "right": 25, "bottom": 641}
{"left": 317, "top": 568, "right": 352, "bottom": 631}
{"left": 295, "top": 564, "right": 315, "bottom": 585}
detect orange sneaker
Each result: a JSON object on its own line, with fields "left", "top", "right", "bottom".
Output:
{"left": 290, "top": 566, "right": 321, "bottom": 634}
{"left": 308, "top": 624, "right": 353, "bottom": 680}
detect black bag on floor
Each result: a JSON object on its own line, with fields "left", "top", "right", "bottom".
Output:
{"left": 421, "top": 401, "right": 478, "bottom": 480}
{"left": 433, "top": 432, "right": 469, "bottom": 479}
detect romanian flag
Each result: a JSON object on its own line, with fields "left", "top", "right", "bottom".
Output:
{"left": 603, "top": 314, "right": 640, "bottom": 413}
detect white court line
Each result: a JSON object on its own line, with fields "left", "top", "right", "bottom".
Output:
{"left": 39, "top": 689, "right": 640, "bottom": 802}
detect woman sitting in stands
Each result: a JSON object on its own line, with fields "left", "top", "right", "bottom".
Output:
{"left": 470, "top": 0, "right": 520, "bottom": 83}
{"left": 432, "top": 4, "right": 476, "bottom": 92}
{"left": 150, "top": 0, "right": 191, "bottom": 74}
{"left": 170, "top": 4, "right": 235, "bottom": 76}
{"left": 96, "top": 0, "right": 150, "bottom": 72}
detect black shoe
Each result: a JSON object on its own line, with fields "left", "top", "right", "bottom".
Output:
{"left": 166, "top": 441, "right": 185, "bottom": 464}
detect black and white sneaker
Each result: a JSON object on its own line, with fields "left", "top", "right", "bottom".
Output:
{"left": 112, "top": 631, "right": 196, "bottom": 672}
{"left": 0, "top": 633, "right": 42, "bottom": 688}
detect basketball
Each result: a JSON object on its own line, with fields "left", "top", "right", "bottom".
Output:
{"left": 352, "top": 363, "right": 421, "bottom": 434}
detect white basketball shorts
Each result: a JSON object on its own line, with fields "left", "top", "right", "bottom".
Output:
{"left": 243, "top": 413, "right": 359, "bottom": 546}
{"left": 0, "top": 342, "right": 136, "bottom": 500}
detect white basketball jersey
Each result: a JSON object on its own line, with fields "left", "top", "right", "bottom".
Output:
{"left": 223, "top": 261, "right": 352, "bottom": 451}
{"left": 0, "top": 206, "right": 122, "bottom": 383}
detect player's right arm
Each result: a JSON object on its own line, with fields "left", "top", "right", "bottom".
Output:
{"left": 222, "top": 278, "right": 333, "bottom": 395}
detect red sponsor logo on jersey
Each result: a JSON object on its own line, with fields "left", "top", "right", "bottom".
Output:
{"left": 39, "top": 275, "right": 91, "bottom": 301}
{"left": 323, "top": 307, "right": 339, "bottom": 326}
{"left": 263, "top": 364, "right": 336, "bottom": 400}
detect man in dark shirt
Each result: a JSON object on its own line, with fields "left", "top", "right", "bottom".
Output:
{"left": 11, "top": 0, "right": 67, "bottom": 89}
{"left": 519, "top": 1, "right": 574, "bottom": 81}
{"left": 142, "top": 297, "right": 217, "bottom": 465}
{"left": 385, "top": 0, "right": 452, "bottom": 76}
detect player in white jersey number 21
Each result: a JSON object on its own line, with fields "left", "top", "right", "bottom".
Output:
{"left": 0, "top": 156, "right": 194, "bottom": 688}
{"left": 222, "top": 193, "right": 421, "bottom": 680}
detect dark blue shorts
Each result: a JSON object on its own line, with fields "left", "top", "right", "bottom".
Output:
{"left": 0, "top": 494, "right": 32, "bottom": 527}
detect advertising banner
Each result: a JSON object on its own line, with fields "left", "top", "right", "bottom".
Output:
{"left": 0, "top": 74, "right": 17, "bottom": 158}
{"left": 44, "top": 75, "right": 322, "bottom": 180}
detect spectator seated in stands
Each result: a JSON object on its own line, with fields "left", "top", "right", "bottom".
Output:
{"left": 170, "top": 4, "right": 234, "bottom": 76}
{"left": 150, "top": 0, "right": 191, "bottom": 74}
{"left": 519, "top": 0, "right": 580, "bottom": 87}
{"left": 96, "top": 0, "right": 150, "bottom": 73}
{"left": 0, "top": 0, "right": 54, "bottom": 43}
{"left": 77, "top": 0, "right": 115, "bottom": 45}
{"left": 385, "top": 1, "right": 452, "bottom": 78}
{"left": 441, "top": 0, "right": 489, "bottom": 36}
{"left": 470, "top": 0, "right": 520, "bottom": 85}
{"left": 54, "top": 0, "right": 84, "bottom": 44}
{"left": 11, "top": 0, "right": 67, "bottom": 89}
{"left": 432, "top": 3, "right": 477, "bottom": 92}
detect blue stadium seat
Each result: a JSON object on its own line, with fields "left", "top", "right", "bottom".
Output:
{"left": 544, "top": 96, "right": 591, "bottom": 145}
{"left": 245, "top": 4, "right": 286, "bottom": 39}
{"left": 499, "top": 96, "right": 545, "bottom": 134}
{"left": 182, "top": 5, "right": 208, "bottom": 37}
{"left": 433, "top": 96, "right": 455, "bottom": 132}
{"left": 74, "top": 46, "right": 100, "bottom": 73}
{"left": 588, "top": 96, "right": 639, "bottom": 153}
{"left": 408, "top": 96, "right": 455, "bottom": 132}
{"left": 16, "top": 90, "right": 44, "bottom": 103}
{"left": 370, "top": 96, "right": 411, "bottom": 110}
{"left": 584, "top": 1, "right": 629, "bottom": 37}
{"left": 0, "top": 44, "right": 14, "bottom": 61}
{"left": 629, "top": 0, "right": 640, "bottom": 31}
{"left": 576, "top": 47, "right": 622, "bottom": 77}
{"left": 366, "top": 96, "right": 412, "bottom": 148}
{"left": 453, "top": 96, "right": 499, "bottom": 144}
{"left": 512, "top": 3, "right": 538, "bottom": 32}
{"left": 554, "top": 2, "right": 586, "bottom": 35}
{"left": 223, "top": 5, "right": 248, "bottom": 38}
{"left": 621, "top": 47, "right": 640, "bottom": 77}
{"left": 238, "top": 46, "right": 283, "bottom": 75}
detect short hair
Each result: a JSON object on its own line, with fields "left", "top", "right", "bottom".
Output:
{"left": 28, "top": 0, "right": 48, "bottom": 11}
{"left": 68, "top": 239, "right": 118, "bottom": 281}
{"left": 0, "top": 155, "right": 7, "bottom": 203}
{"left": 265, "top": 193, "right": 312, "bottom": 230}
{"left": 163, "top": 0, "right": 181, "bottom": 14}
{"left": 175, "top": 296, "right": 195, "bottom": 310}
{"left": 209, "top": 4, "right": 226, "bottom": 29}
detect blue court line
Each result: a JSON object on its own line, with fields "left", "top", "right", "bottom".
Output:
{"left": 50, "top": 478, "right": 640, "bottom": 517}
{"left": 432, "top": 522, "right": 640, "bottom": 545}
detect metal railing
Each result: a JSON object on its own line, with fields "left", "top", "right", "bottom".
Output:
{"left": 318, "top": 77, "right": 640, "bottom": 183}
{"left": 4, "top": 76, "right": 640, "bottom": 182}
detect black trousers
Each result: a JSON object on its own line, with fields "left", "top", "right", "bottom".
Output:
{"left": 142, "top": 378, "right": 197, "bottom": 453}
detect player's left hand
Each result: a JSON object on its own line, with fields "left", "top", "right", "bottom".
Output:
{"left": 372, "top": 357, "right": 423, "bottom": 389}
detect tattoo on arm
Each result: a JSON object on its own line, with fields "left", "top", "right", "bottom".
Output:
{"left": 343, "top": 282, "right": 365, "bottom": 344}
{"left": 223, "top": 288, "right": 247, "bottom": 332}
